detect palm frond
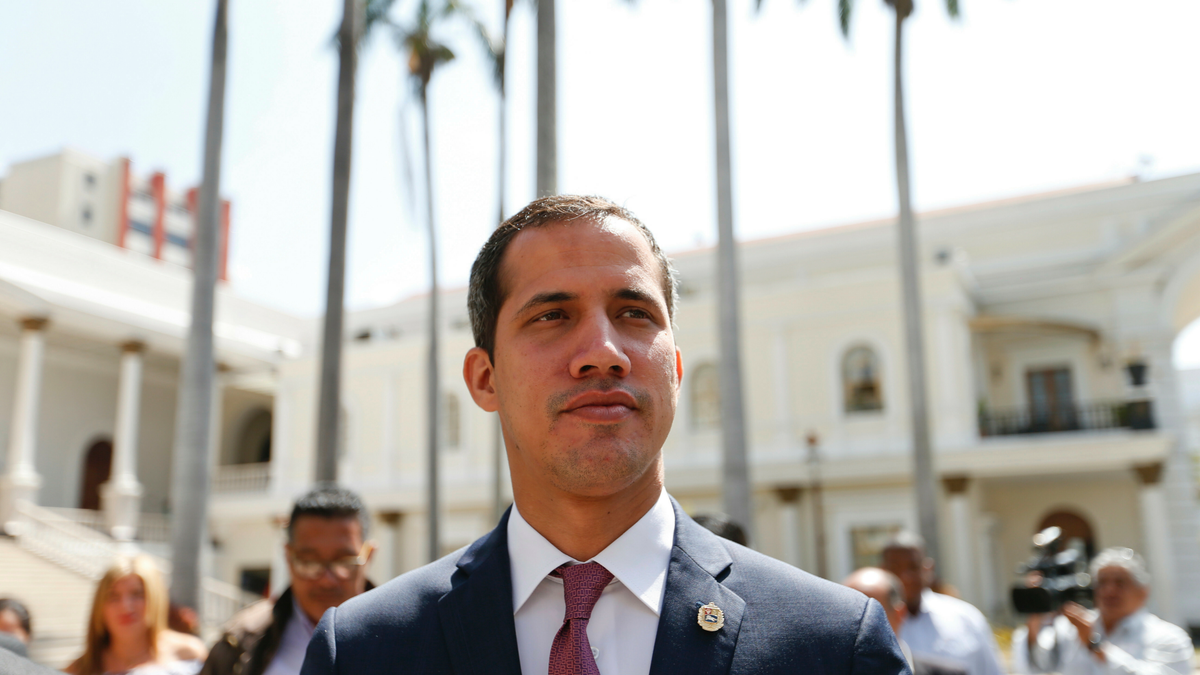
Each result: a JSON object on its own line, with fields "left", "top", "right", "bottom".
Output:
{"left": 838, "top": 0, "right": 853, "bottom": 38}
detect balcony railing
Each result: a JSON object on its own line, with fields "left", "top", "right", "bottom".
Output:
{"left": 44, "top": 507, "right": 171, "bottom": 543}
{"left": 212, "top": 462, "right": 270, "bottom": 494}
{"left": 979, "top": 399, "right": 1154, "bottom": 437}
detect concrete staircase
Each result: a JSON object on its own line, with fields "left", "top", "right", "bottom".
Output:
{"left": 0, "top": 500, "right": 258, "bottom": 668}
{"left": 0, "top": 536, "right": 92, "bottom": 668}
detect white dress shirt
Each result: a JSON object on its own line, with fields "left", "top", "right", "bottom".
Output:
{"left": 899, "top": 589, "right": 1006, "bottom": 675}
{"left": 1015, "top": 609, "right": 1193, "bottom": 675}
{"left": 508, "top": 490, "right": 675, "bottom": 675}
{"left": 262, "top": 596, "right": 316, "bottom": 675}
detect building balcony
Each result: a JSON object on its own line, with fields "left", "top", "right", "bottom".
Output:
{"left": 212, "top": 462, "right": 270, "bottom": 495}
{"left": 978, "top": 399, "right": 1155, "bottom": 437}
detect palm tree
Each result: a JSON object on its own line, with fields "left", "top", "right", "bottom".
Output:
{"left": 492, "top": 0, "right": 513, "bottom": 524}
{"left": 711, "top": 0, "right": 753, "bottom": 541}
{"left": 315, "top": 0, "right": 362, "bottom": 483}
{"left": 169, "top": 0, "right": 228, "bottom": 615}
{"left": 536, "top": 0, "right": 556, "bottom": 196}
{"left": 838, "top": 0, "right": 959, "bottom": 565}
{"left": 364, "top": 0, "right": 492, "bottom": 562}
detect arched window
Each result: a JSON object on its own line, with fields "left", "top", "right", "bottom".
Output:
{"left": 444, "top": 393, "right": 461, "bottom": 449}
{"left": 691, "top": 362, "right": 720, "bottom": 431}
{"left": 234, "top": 409, "right": 273, "bottom": 464}
{"left": 1037, "top": 509, "right": 1096, "bottom": 560}
{"left": 842, "top": 346, "right": 883, "bottom": 413}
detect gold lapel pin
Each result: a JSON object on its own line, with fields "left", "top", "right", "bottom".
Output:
{"left": 697, "top": 602, "right": 725, "bottom": 632}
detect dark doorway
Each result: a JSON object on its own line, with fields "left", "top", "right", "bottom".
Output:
{"left": 240, "top": 567, "right": 271, "bottom": 598}
{"left": 1037, "top": 509, "right": 1096, "bottom": 560}
{"left": 80, "top": 440, "right": 113, "bottom": 510}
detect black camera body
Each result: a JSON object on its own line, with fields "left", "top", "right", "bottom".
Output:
{"left": 1011, "top": 526, "right": 1094, "bottom": 614}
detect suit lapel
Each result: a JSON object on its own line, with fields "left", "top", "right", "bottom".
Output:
{"left": 437, "top": 508, "right": 523, "bottom": 675}
{"left": 648, "top": 498, "right": 746, "bottom": 675}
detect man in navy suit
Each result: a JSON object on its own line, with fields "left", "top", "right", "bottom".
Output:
{"left": 301, "top": 195, "right": 909, "bottom": 675}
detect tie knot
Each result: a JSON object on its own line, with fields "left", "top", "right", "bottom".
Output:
{"left": 553, "top": 562, "right": 613, "bottom": 621}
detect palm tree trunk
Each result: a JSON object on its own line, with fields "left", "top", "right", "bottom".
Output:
{"left": 421, "top": 87, "right": 442, "bottom": 562}
{"left": 315, "top": 0, "right": 360, "bottom": 483}
{"left": 892, "top": 10, "right": 940, "bottom": 564}
{"left": 492, "top": 5, "right": 511, "bottom": 525}
{"left": 169, "top": 0, "right": 227, "bottom": 614}
{"left": 712, "top": 0, "right": 751, "bottom": 536}
{"left": 535, "top": 0, "right": 556, "bottom": 196}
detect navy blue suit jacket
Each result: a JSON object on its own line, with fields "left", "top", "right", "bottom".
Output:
{"left": 301, "top": 497, "right": 910, "bottom": 674}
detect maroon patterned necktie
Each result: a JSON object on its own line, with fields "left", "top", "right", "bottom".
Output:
{"left": 548, "top": 561, "right": 614, "bottom": 675}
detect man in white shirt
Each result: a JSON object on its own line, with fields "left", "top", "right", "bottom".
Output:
{"left": 1012, "top": 547, "right": 1194, "bottom": 675}
{"left": 881, "top": 532, "right": 1005, "bottom": 675}
{"left": 301, "top": 195, "right": 909, "bottom": 675}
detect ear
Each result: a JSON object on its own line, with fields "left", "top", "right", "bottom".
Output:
{"left": 463, "top": 347, "right": 499, "bottom": 412}
{"left": 675, "top": 346, "right": 684, "bottom": 391}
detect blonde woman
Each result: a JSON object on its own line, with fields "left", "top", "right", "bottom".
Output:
{"left": 65, "top": 556, "right": 207, "bottom": 675}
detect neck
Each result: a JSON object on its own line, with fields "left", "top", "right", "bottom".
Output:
{"left": 1103, "top": 609, "right": 1135, "bottom": 635}
{"left": 107, "top": 631, "right": 152, "bottom": 668}
{"left": 513, "top": 464, "right": 664, "bottom": 562}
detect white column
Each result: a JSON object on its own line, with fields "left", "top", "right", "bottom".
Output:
{"left": 1, "top": 317, "right": 48, "bottom": 534}
{"left": 103, "top": 341, "right": 146, "bottom": 541}
{"left": 776, "top": 487, "right": 802, "bottom": 567}
{"left": 943, "top": 475, "right": 977, "bottom": 605}
{"left": 1135, "top": 462, "right": 1178, "bottom": 623}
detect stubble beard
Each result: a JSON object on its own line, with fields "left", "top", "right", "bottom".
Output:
{"left": 540, "top": 381, "right": 659, "bottom": 496}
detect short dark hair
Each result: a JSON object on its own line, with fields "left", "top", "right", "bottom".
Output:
{"left": 691, "top": 513, "right": 749, "bottom": 546}
{"left": 881, "top": 530, "right": 926, "bottom": 558}
{"left": 467, "top": 195, "right": 680, "bottom": 360}
{"left": 287, "top": 483, "right": 370, "bottom": 542}
{"left": 0, "top": 597, "right": 31, "bottom": 638}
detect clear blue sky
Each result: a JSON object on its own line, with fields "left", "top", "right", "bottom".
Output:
{"left": 3, "top": 0, "right": 1200, "bottom": 360}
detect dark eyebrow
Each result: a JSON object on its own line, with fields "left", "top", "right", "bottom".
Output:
{"left": 614, "top": 287, "right": 659, "bottom": 306}
{"left": 514, "top": 291, "right": 577, "bottom": 318}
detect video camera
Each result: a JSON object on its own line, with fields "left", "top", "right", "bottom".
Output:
{"left": 1011, "top": 526, "right": 1094, "bottom": 614}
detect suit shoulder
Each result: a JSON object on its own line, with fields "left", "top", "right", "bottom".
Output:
{"left": 722, "top": 541, "right": 869, "bottom": 613}
{"left": 333, "top": 549, "right": 464, "bottom": 631}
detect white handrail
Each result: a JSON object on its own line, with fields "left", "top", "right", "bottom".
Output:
{"left": 212, "top": 462, "right": 271, "bottom": 494}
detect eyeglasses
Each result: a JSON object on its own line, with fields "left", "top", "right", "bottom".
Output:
{"left": 287, "top": 547, "right": 369, "bottom": 580}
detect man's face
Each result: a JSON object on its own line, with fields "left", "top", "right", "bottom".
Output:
{"left": 1094, "top": 566, "right": 1147, "bottom": 626}
{"left": 287, "top": 516, "right": 373, "bottom": 624}
{"left": 463, "top": 218, "right": 682, "bottom": 500}
{"left": 881, "top": 547, "right": 930, "bottom": 610}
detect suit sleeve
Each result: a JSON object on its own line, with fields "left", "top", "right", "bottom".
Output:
{"left": 852, "top": 598, "right": 913, "bottom": 675}
{"left": 300, "top": 606, "right": 338, "bottom": 675}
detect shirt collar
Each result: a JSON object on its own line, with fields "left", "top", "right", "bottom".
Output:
{"left": 507, "top": 489, "right": 675, "bottom": 617}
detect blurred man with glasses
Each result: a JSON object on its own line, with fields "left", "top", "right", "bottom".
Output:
{"left": 202, "top": 485, "right": 375, "bottom": 675}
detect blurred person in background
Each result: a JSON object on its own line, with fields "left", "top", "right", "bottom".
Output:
{"left": 0, "top": 597, "right": 33, "bottom": 656}
{"left": 881, "top": 532, "right": 1004, "bottom": 675}
{"left": 1012, "top": 547, "right": 1193, "bottom": 675}
{"left": 843, "top": 567, "right": 967, "bottom": 675}
{"left": 201, "top": 485, "right": 374, "bottom": 675}
{"left": 65, "top": 555, "right": 207, "bottom": 675}
{"left": 690, "top": 513, "right": 749, "bottom": 546}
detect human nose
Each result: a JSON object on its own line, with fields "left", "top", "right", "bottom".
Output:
{"left": 569, "top": 312, "right": 632, "bottom": 378}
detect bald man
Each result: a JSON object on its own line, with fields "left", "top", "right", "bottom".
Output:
{"left": 844, "top": 568, "right": 967, "bottom": 675}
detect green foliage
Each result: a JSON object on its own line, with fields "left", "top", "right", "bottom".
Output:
{"left": 361, "top": 0, "right": 500, "bottom": 94}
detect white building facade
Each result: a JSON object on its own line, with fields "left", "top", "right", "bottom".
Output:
{"left": 3, "top": 158, "right": 1200, "bottom": 663}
